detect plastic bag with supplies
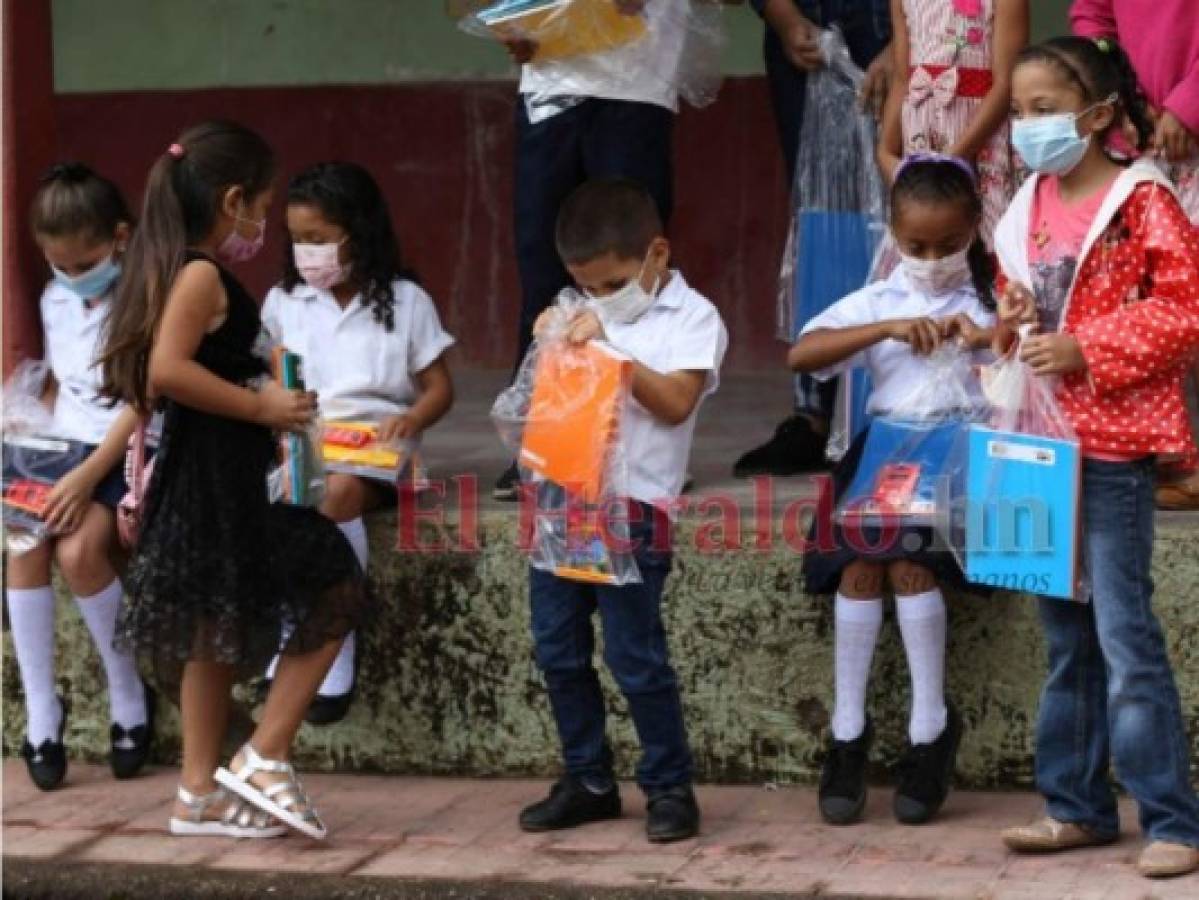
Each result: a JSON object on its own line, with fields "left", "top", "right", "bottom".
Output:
{"left": 491, "top": 289, "right": 642, "bottom": 585}
{"left": 776, "top": 26, "right": 887, "bottom": 342}
{"left": 836, "top": 344, "right": 985, "bottom": 532}
{"left": 266, "top": 348, "right": 326, "bottom": 507}
{"left": 453, "top": 0, "right": 726, "bottom": 112}
{"left": 322, "top": 422, "right": 428, "bottom": 490}
{"left": 960, "top": 326, "right": 1085, "bottom": 601}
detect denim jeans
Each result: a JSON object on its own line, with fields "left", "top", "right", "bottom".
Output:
{"left": 528, "top": 505, "right": 693, "bottom": 793}
{"left": 1034, "top": 458, "right": 1199, "bottom": 846}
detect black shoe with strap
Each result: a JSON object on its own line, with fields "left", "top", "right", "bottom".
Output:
{"left": 818, "top": 719, "right": 873, "bottom": 825}
{"left": 519, "top": 776, "right": 621, "bottom": 832}
{"left": 110, "top": 683, "right": 157, "bottom": 780}
{"left": 646, "top": 784, "right": 700, "bottom": 843}
{"left": 733, "top": 414, "right": 831, "bottom": 478}
{"left": 493, "top": 462, "right": 521, "bottom": 502}
{"left": 893, "top": 705, "right": 963, "bottom": 825}
{"left": 22, "top": 696, "right": 68, "bottom": 791}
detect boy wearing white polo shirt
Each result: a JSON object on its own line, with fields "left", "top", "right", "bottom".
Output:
{"left": 518, "top": 178, "right": 727, "bottom": 843}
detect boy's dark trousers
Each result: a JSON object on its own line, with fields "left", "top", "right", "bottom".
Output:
{"left": 512, "top": 98, "right": 674, "bottom": 372}
{"left": 528, "top": 504, "right": 693, "bottom": 793}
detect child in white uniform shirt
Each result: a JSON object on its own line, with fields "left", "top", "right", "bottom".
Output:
{"left": 790, "top": 156, "right": 995, "bottom": 828}
{"left": 7, "top": 164, "right": 153, "bottom": 790}
{"left": 261, "top": 162, "right": 455, "bottom": 723}
{"left": 518, "top": 178, "right": 726, "bottom": 844}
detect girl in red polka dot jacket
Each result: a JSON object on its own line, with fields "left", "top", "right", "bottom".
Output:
{"left": 990, "top": 37, "right": 1199, "bottom": 880}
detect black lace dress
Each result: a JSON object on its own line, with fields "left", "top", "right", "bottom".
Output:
{"left": 120, "top": 252, "right": 367, "bottom": 680}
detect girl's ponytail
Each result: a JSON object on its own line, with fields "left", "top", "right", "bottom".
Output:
{"left": 1096, "top": 39, "right": 1154, "bottom": 151}
{"left": 966, "top": 237, "right": 996, "bottom": 312}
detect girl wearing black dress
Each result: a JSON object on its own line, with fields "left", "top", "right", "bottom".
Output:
{"left": 100, "top": 121, "right": 367, "bottom": 841}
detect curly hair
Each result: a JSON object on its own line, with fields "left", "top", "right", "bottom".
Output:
{"left": 280, "top": 162, "right": 418, "bottom": 332}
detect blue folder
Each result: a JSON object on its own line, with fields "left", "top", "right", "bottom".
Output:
{"left": 964, "top": 426, "right": 1081, "bottom": 600}
{"left": 793, "top": 210, "right": 877, "bottom": 333}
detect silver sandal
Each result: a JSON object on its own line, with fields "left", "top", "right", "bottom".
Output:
{"left": 168, "top": 784, "right": 287, "bottom": 839}
{"left": 215, "top": 744, "right": 327, "bottom": 840}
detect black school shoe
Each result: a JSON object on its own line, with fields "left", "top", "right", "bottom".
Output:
{"left": 306, "top": 686, "right": 355, "bottom": 726}
{"left": 519, "top": 776, "right": 622, "bottom": 832}
{"left": 21, "top": 696, "right": 68, "bottom": 791}
{"left": 893, "top": 705, "right": 963, "bottom": 825}
{"left": 819, "top": 719, "right": 873, "bottom": 825}
{"left": 647, "top": 785, "right": 700, "bottom": 843}
{"left": 733, "top": 414, "right": 831, "bottom": 478}
{"left": 110, "top": 683, "right": 157, "bottom": 780}
{"left": 493, "top": 462, "right": 521, "bottom": 502}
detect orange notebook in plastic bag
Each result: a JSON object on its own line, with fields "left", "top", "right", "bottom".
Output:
{"left": 477, "top": 0, "right": 647, "bottom": 62}
{"left": 519, "top": 341, "right": 632, "bottom": 504}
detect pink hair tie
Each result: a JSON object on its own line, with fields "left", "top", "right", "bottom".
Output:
{"left": 167, "top": 143, "right": 185, "bottom": 159}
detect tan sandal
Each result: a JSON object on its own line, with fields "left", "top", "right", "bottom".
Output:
{"left": 215, "top": 744, "right": 326, "bottom": 840}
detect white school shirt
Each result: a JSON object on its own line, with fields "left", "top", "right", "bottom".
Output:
{"left": 519, "top": 0, "right": 687, "bottom": 119}
{"left": 39, "top": 281, "right": 123, "bottom": 444}
{"left": 597, "top": 269, "right": 727, "bottom": 510}
{"left": 799, "top": 266, "right": 995, "bottom": 415}
{"left": 261, "top": 279, "right": 455, "bottom": 423}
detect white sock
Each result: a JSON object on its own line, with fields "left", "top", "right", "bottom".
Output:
{"left": 6, "top": 586, "right": 62, "bottom": 744}
{"left": 268, "top": 518, "right": 366, "bottom": 691}
{"left": 74, "top": 579, "right": 146, "bottom": 731}
{"left": 897, "top": 588, "right": 948, "bottom": 745}
{"left": 832, "top": 594, "right": 883, "bottom": 742}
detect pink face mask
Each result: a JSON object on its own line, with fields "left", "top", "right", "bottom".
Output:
{"left": 293, "top": 239, "right": 350, "bottom": 291}
{"left": 218, "top": 213, "right": 266, "bottom": 263}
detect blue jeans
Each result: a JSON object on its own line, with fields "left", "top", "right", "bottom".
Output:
{"left": 1035, "top": 458, "right": 1199, "bottom": 846}
{"left": 528, "top": 506, "right": 692, "bottom": 793}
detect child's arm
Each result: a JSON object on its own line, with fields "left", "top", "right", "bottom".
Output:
{"left": 378, "top": 357, "right": 454, "bottom": 442}
{"left": 630, "top": 366, "right": 708, "bottom": 427}
{"left": 149, "top": 260, "right": 315, "bottom": 430}
{"left": 876, "top": 0, "right": 909, "bottom": 181}
{"left": 788, "top": 317, "right": 943, "bottom": 372}
{"left": 41, "top": 405, "right": 138, "bottom": 533}
{"left": 948, "top": 0, "right": 1029, "bottom": 163}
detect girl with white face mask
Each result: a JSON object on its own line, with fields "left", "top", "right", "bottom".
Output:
{"left": 260, "top": 162, "right": 456, "bottom": 724}
{"left": 789, "top": 154, "right": 997, "bottom": 829}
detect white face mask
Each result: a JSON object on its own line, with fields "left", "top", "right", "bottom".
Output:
{"left": 899, "top": 244, "right": 973, "bottom": 297}
{"left": 588, "top": 255, "right": 660, "bottom": 326}
{"left": 294, "top": 239, "right": 350, "bottom": 291}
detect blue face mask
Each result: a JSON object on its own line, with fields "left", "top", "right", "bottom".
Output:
{"left": 1011, "top": 94, "right": 1117, "bottom": 176}
{"left": 52, "top": 253, "right": 121, "bottom": 302}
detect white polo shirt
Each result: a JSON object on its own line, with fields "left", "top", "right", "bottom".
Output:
{"left": 39, "top": 281, "right": 123, "bottom": 445}
{"left": 595, "top": 269, "right": 726, "bottom": 509}
{"left": 799, "top": 266, "right": 995, "bottom": 415}
{"left": 262, "top": 278, "right": 455, "bottom": 423}
{"left": 519, "top": 0, "right": 687, "bottom": 117}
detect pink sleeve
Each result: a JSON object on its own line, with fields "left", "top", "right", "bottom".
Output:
{"left": 1073, "top": 186, "right": 1199, "bottom": 395}
{"left": 1069, "top": 0, "right": 1118, "bottom": 38}
{"left": 1165, "top": 73, "right": 1199, "bottom": 136}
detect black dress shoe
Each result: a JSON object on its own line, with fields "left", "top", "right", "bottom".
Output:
{"left": 305, "top": 689, "right": 354, "bottom": 726}
{"left": 519, "top": 776, "right": 621, "bottom": 832}
{"left": 893, "top": 705, "right": 963, "bottom": 825}
{"left": 646, "top": 785, "right": 700, "bottom": 843}
{"left": 493, "top": 462, "right": 521, "bottom": 502}
{"left": 21, "top": 696, "right": 68, "bottom": 791}
{"left": 819, "top": 719, "right": 873, "bottom": 825}
{"left": 733, "top": 414, "right": 831, "bottom": 478}
{"left": 110, "top": 684, "right": 156, "bottom": 780}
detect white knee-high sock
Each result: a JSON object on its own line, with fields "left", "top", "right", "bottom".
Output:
{"left": 896, "top": 588, "right": 948, "bottom": 745}
{"left": 74, "top": 579, "right": 146, "bottom": 730}
{"left": 832, "top": 594, "right": 883, "bottom": 742}
{"left": 6, "top": 586, "right": 62, "bottom": 744}
{"left": 318, "top": 518, "right": 368, "bottom": 696}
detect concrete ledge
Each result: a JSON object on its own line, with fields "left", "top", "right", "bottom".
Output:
{"left": 5, "top": 511, "right": 1199, "bottom": 787}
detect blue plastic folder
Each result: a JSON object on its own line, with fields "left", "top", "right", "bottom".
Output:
{"left": 964, "top": 426, "right": 1081, "bottom": 600}
{"left": 792, "top": 210, "right": 877, "bottom": 334}
{"left": 846, "top": 367, "right": 873, "bottom": 443}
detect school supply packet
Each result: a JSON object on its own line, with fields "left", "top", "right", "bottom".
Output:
{"left": 267, "top": 347, "right": 326, "bottom": 507}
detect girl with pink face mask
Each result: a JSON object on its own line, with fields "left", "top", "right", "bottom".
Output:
{"left": 259, "top": 162, "right": 456, "bottom": 721}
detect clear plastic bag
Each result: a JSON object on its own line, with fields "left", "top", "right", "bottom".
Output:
{"left": 3, "top": 359, "right": 53, "bottom": 436}
{"left": 960, "top": 329, "right": 1085, "bottom": 601}
{"left": 268, "top": 420, "right": 326, "bottom": 508}
{"left": 836, "top": 345, "right": 985, "bottom": 529}
{"left": 2, "top": 436, "right": 92, "bottom": 553}
{"left": 776, "top": 26, "right": 887, "bottom": 342}
{"left": 826, "top": 366, "right": 874, "bottom": 463}
{"left": 491, "top": 291, "right": 642, "bottom": 585}
{"left": 455, "top": 0, "right": 725, "bottom": 110}
{"left": 321, "top": 422, "right": 427, "bottom": 489}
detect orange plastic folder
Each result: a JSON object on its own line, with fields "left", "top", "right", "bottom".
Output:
{"left": 519, "top": 341, "right": 633, "bottom": 504}
{"left": 476, "top": 0, "right": 647, "bottom": 62}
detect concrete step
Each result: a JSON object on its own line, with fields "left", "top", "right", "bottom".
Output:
{"left": 5, "top": 761, "right": 1196, "bottom": 899}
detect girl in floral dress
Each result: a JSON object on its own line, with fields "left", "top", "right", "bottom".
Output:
{"left": 879, "top": 0, "right": 1028, "bottom": 243}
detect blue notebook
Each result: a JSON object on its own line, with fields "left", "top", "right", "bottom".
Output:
{"left": 964, "top": 426, "right": 1081, "bottom": 600}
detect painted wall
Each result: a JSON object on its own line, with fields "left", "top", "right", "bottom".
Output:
{"left": 51, "top": 0, "right": 1074, "bottom": 93}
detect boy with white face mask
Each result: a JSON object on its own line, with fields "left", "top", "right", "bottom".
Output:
{"left": 519, "top": 178, "right": 726, "bottom": 844}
